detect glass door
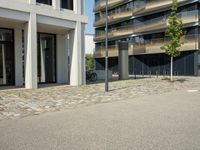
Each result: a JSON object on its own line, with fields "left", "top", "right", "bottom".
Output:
{"left": 0, "top": 29, "right": 15, "bottom": 86}
{"left": 38, "top": 33, "right": 56, "bottom": 83}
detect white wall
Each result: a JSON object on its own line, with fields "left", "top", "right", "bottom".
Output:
{"left": 56, "top": 34, "right": 68, "bottom": 84}
{"left": 85, "top": 34, "right": 95, "bottom": 55}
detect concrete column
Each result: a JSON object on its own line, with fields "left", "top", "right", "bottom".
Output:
{"left": 73, "top": 0, "right": 82, "bottom": 14}
{"left": 24, "top": 13, "right": 38, "bottom": 89}
{"left": 81, "top": 24, "right": 86, "bottom": 84}
{"left": 69, "top": 22, "right": 85, "bottom": 86}
{"left": 14, "top": 28, "right": 23, "bottom": 86}
{"left": 53, "top": 0, "right": 60, "bottom": 10}
{"left": 118, "top": 42, "right": 129, "bottom": 80}
{"left": 40, "top": 38, "right": 46, "bottom": 82}
{"left": 56, "top": 34, "right": 68, "bottom": 84}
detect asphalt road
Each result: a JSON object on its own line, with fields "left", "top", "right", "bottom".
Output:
{"left": 0, "top": 89, "right": 200, "bottom": 150}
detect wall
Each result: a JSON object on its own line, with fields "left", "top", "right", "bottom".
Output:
{"left": 85, "top": 34, "right": 95, "bottom": 55}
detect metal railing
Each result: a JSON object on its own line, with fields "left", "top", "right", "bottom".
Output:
{"left": 94, "top": 0, "right": 124, "bottom": 11}
{"left": 94, "top": 45, "right": 118, "bottom": 58}
{"left": 133, "top": 0, "right": 188, "bottom": 15}
{"left": 94, "top": 24, "right": 134, "bottom": 41}
{"left": 133, "top": 10, "right": 199, "bottom": 33}
{"left": 94, "top": 8, "right": 132, "bottom": 26}
{"left": 94, "top": 34, "right": 199, "bottom": 58}
{"left": 94, "top": 10, "right": 199, "bottom": 41}
{"left": 132, "top": 34, "right": 199, "bottom": 54}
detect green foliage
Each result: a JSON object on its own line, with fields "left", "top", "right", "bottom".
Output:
{"left": 160, "top": 0, "right": 183, "bottom": 57}
{"left": 162, "top": 77, "right": 171, "bottom": 81}
{"left": 86, "top": 54, "right": 94, "bottom": 71}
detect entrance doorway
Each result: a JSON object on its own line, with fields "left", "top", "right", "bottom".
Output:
{"left": 38, "top": 33, "right": 56, "bottom": 83}
{"left": 0, "top": 29, "right": 15, "bottom": 86}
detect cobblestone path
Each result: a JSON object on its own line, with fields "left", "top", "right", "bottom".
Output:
{"left": 0, "top": 77, "right": 200, "bottom": 120}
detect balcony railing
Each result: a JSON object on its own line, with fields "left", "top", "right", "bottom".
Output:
{"left": 94, "top": 8, "right": 132, "bottom": 27}
{"left": 131, "top": 34, "right": 199, "bottom": 55}
{"left": 94, "top": 34, "right": 199, "bottom": 58}
{"left": 94, "top": 0, "right": 124, "bottom": 12}
{"left": 94, "top": 45, "right": 118, "bottom": 58}
{"left": 133, "top": 10, "right": 199, "bottom": 34}
{"left": 94, "top": 25, "right": 133, "bottom": 41}
{"left": 133, "top": 0, "right": 188, "bottom": 15}
{"left": 132, "top": 1, "right": 146, "bottom": 15}
{"left": 94, "top": 10, "right": 199, "bottom": 42}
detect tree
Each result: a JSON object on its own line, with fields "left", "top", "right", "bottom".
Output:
{"left": 160, "top": 0, "right": 183, "bottom": 82}
{"left": 86, "top": 54, "right": 94, "bottom": 71}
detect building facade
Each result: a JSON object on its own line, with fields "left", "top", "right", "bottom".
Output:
{"left": 85, "top": 34, "right": 95, "bottom": 55}
{"left": 0, "top": 0, "right": 87, "bottom": 89}
{"left": 93, "top": 0, "right": 200, "bottom": 76}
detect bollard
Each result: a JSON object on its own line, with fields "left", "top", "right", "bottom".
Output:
{"left": 156, "top": 71, "right": 158, "bottom": 78}
{"left": 118, "top": 42, "right": 129, "bottom": 80}
{"left": 149, "top": 71, "right": 151, "bottom": 78}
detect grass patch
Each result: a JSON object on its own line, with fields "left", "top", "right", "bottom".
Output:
{"left": 162, "top": 77, "right": 170, "bottom": 81}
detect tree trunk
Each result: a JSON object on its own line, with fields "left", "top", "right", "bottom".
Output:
{"left": 170, "top": 56, "right": 173, "bottom": 82}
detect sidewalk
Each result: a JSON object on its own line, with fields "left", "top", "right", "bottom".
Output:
{"left": 0, "top": 77, "right": 200, "bottom": 120}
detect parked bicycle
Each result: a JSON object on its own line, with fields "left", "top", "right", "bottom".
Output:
{"left": 86, "top": 70, "right": 98, "bottom": 82}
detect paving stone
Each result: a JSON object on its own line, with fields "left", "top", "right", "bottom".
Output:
{"left": 0, "top": 77, "right": 200, "bottom": 120}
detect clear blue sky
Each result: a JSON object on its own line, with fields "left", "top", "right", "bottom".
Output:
{"left": 85, "top": 0, "right": 94, "bottom": 34}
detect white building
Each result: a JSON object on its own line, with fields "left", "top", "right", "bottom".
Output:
{"left": 85, "top": 34, "right": 95, "bottom": 55}
{"left": 0, "top": 0, "right": 87, "bottom": 89}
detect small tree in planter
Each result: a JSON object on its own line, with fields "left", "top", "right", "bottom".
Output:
{"left": 86, "top": 54, "right": 94, "bottom": 71}
{"left": 161, "top": 0, "right": 183, "bottom": 82}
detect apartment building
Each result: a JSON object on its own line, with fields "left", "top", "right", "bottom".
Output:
{"left": 0, "top": 0, "right": 87, "bottom": 89}
{"left": 93, "top": 0, "right": 200, "bottom": 76}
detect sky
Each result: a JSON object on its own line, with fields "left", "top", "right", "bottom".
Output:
{"left": 85, "top": 0, "right": 95, "bottom": 35}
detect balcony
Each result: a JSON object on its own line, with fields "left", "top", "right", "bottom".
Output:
{"left": 94, "top": 25, "right": 133, "bottom": 41}
{"left": 139, "top": 10, "right": 198, "bottom": 33}
{"left": 94, "top": 10, "right": 198, "bottom": 42}
{"left": 94, "top": 45, "right": 118, "bottom": 58}
{"left": 94, "top": 8, "right": 132, "bottom": 27}
{"left": 94, "top": 0, "right": 124, "bottom": 12}
{"left": 131, "top": 34, "right": 199, "bottom": 55}
{"left": 133, "top": 0, "right": 188, "bottom": 16}
{"left": 94, "top": 35, "right": 199, "bottom": 58}
{"left": 133, "top": 10, "right": 198, "bottom": 34}
{"left": 94, "top": 44, "right": 134, "bottom": 58}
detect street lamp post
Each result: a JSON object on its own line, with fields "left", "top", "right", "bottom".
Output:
{"left": 105, "top": 0, "right": 109, "bottom": 92}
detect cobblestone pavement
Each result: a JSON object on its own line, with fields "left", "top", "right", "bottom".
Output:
{"left": 0, "top": 77, "right": 200, "bottom": 121}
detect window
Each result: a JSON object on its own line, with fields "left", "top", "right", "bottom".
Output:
{"left": 36, "top": 0, "right": 52, "bottom": 5}
{"left": 61, "top": 0, "right": 73, "bottom": 10}
{"left": 0, "top": 29, "right": 15, "bottom": 86}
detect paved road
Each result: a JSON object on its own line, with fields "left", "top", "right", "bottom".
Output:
{"left": 0, "top": 89, "right": 200, "bottom": 150}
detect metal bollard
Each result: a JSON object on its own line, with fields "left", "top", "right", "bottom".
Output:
{"left": 156, "top": 71, "right": 159, "bottom": 78}
{"left": 149, "top": 71, "right": 151, "bottom": 78}
{"left": 163, "top": 70, "right": 166, "bottom": 77}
